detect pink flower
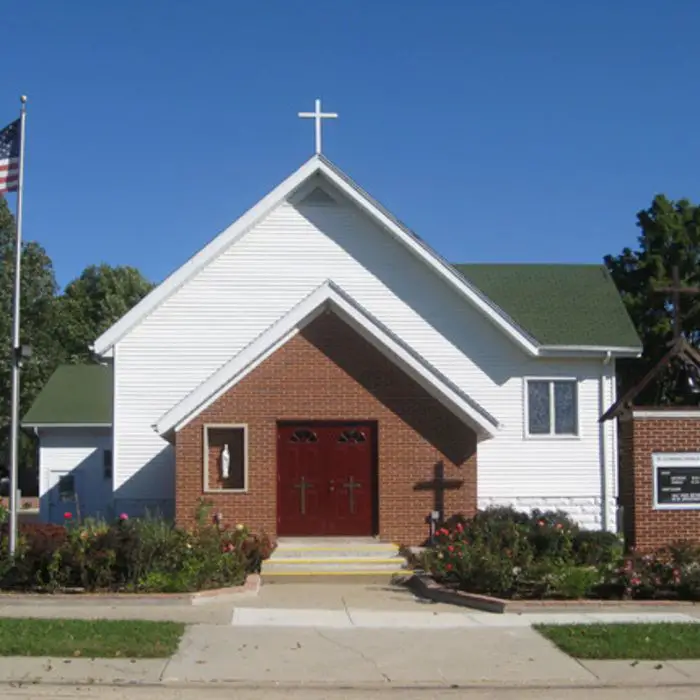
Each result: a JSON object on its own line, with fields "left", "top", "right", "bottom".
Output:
{"left": 631, "top": 576, "right": 641, "bottom": 586}
{"left": 447, "top": 545, "right": 454, "bottom": 553}
{"left": 538, "top": 520, "right": 545, "bottom": 527}
{"left": 455, "top": 523, "right": 464, "bottom": 533}
{"left": 555, "top": 523, "right": 563, "bottom": 531}
{"left": 64, "top": 512, "right": 72, "bottom": 520}
{"left": 119, "top": 513, "right": 129, "bottom": 521}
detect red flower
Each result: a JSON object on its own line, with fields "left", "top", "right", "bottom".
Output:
{"left": 64, "top": 512, "right": 72, "bottom": 520}
{"left": 537, "top": 520, "right": 545, "bottom": 527}
{"left": 445, "top": 563, "right": 453, "bottom": 571}
{"left": 455, "top": 523, "right": 464, "bottom": 533}
{"left": 447, "top": 545, "right": 454, "bottom": 552}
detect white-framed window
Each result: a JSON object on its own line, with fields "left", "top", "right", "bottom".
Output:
{"left": 525, "top": 379, "right": 578, "bottom": 437}
{"left": 203, "top": 424, "right": 248, "bottom": 492}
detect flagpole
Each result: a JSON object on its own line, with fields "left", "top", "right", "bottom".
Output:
{"left": 9, "top": 96, "right": 27, "bottom": 556}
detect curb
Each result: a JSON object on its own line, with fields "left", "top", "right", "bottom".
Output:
{"left": 0, "top": 574, "right": 262, "bottom": 607}
{"left": 407, "top": 573, "right": 506, "bottom": 613}
{"left": 406, "top": 574, "right": 700, "bottom": 614}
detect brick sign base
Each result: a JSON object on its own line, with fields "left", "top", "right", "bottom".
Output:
{"left": 619, "top": 409, "right": 700, "bottom": 551}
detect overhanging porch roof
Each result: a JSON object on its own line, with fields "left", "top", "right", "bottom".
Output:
{"left": 154, "top": 281, "right": 500, "bottom": 440}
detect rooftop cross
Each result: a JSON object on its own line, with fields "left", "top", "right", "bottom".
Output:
{"left": 656, "top": 265, "right": 700, "bottom": 340}
{"left": 298, "top": 98, "right": 338, "bottom": 155}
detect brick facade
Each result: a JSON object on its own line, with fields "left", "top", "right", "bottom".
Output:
{"left": 175, "top": 312, "right": 478, "bottom": 544}
{"left": 619, "top": 411, "right": 700, "bottom": 550}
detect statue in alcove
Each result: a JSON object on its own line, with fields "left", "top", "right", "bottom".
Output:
{"left": 221, "top": 444, "right": 230, "bottom": 480}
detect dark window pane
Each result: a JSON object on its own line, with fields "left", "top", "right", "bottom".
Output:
{"left": 528, "top": 381, "right": 551, "bottom": 434}
{"left": 339, "top": 429, "right": 366, "bottom": 444}
{"left": 291, "top": 429, "right": 317, "bottom": 443}
{"left": 554, "top": 381, "right": 577, "bottom": 435}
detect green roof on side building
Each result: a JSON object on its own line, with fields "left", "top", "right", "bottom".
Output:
{"left": 23, "top": 364, "right": 113, "bottom": 427}
{"left": 453, "top": 263, "right": 642, "bottom": 349}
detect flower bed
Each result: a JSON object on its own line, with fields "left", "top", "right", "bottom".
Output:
{"left": 0, "top": 506, "right": 275, "bottom": 594}
{"left": 417, "top": 507, "right": 700, "bottom": 601}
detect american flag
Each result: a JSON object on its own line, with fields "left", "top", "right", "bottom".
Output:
{"left": 0, "top": 119, "right": 21, "bottom": 194}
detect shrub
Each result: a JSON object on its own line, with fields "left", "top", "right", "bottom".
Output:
{"left": 0, "top": 514, "right": 274, "bottom": 594}
{"left": 423, "top": 507, "right": 636, "bottom": 600}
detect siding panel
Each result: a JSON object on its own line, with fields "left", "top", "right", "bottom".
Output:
{"left": 114, "top": 194, "right": 609, "bottom": 525}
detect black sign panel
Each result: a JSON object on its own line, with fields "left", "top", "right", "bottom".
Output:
{"left": 656, "top": 467, "right": 700, "bottom": 506}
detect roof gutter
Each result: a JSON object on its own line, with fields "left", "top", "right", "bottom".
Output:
{"left": 537, "top": 345, "right": 642, "bottom": 359}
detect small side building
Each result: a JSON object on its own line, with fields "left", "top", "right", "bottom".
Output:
{"left": 23, "top": 364, "right": 113, "bottom": 524}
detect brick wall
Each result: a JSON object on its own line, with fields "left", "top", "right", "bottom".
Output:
{"left": 619, "top": 412, "right": 700, "bottom": 550}
{"left": 175, "top": 312, "right": 477, "bottom": 544}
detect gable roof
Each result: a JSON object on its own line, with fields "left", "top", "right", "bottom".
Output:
{"left": 600, "top": 338, "right": 700, "bottom": 421}
{"left": 92, "top": 156, "right": 543, "bottom": 357}
{"left": 23, "top": 364, "right": 113, "bottom": 427}
{"left": 454, "top": 264, "right": 642, "bottom": 350}
{"left": 155, "top": 280, "right": 500, "bottom": 439}
{"left": 92, "top": 155, "right": 641, "bottom": 359}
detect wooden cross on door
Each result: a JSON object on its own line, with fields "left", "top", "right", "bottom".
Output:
{"left": 413, "top": 461, "right": 463, "bottom": 524}
{"left": 656, "top": 266, "right": 700, "bottom": 340}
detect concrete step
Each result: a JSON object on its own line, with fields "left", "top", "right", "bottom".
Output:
{"left": 265, "top": 558, "right": 406, "bottom": 574}
{"left": 263, "top": 538, "right": 410, "bottom": 580}
{"left": 272, "top": 546, "right": 400, "bottom": 559}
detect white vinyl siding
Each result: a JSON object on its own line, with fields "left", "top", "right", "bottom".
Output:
{"left": 112, "top": 182, "right": 613, "bottom": 527}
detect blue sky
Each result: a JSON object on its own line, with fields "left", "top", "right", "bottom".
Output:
{"left": 3, "top": 1, "right": 700, "bottom": 287}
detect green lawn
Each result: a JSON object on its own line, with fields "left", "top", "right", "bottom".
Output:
{"left": 536, "top": 623, "right": 700, "bottom": 660}
{"left": 0, "top": 619, "right": 185, "bottom": 658}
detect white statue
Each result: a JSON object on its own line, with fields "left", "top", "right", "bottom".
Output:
{"left": 221, "top": 444, "right": 230, "bottom": 480}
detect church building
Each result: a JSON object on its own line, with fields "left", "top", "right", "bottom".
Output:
{"left": 24, "top": 104, "right": 641, "bottom": 544}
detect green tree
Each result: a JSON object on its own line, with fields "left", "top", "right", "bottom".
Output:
{"left": 0, "top": 197, "right": 62, "bottom": 488}
{"left": 56, "top": 264, "right": 154, "bottom": 363}
{"left": 604, "top": 194, "right": 700, "bottom": 404}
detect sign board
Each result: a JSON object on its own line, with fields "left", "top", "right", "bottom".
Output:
{"left": 653, "top": 453, "right": 700, "bottom": 510}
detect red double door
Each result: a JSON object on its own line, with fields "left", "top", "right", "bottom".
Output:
{"left": 277, "top": 423, "right": 376, "bottom": 537}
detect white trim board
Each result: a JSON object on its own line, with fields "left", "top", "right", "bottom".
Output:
{"left": 24, "top": 423, "right": 112, "bottom": 429}
{"left": 154, "top": 280, "right": 500, "bottom": 439}
{"left": 92, "top": 155, "right": 634, "bottom": 359}
{"left": 633, "top": 410, "right": 700, "bottom": 419}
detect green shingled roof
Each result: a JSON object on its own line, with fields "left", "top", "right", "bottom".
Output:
{"left": 453, "top": 263, "right": 641, "bottom": 348}
{"left": 23, "top": 364, "right": 112, "bottom": 426}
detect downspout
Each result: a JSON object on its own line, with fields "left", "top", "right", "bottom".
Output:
{"left": 600, "top": 351, "right": 613, "bottom": 531}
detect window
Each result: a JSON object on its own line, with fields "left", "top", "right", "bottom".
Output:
{"left": 58, "top": 475, "right": 75, "bottom": 502}
{"left": 103, "top": 450, "right": 113, "bottom": 480}
{"left": 290, "top": 429, "right": 318, "bottom": 443}
{"left": 526, "top": 379, "right": 578, "bottom": 437}
{"left": 204, "top": 425, "right": 247, "bottom": 491}
{"left": 338, "top": 429, "right": 366, "bottom": 444}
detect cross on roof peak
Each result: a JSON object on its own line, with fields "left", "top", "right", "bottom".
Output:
{"left": 298, "top": 98, "right": 338, "bottom": 155}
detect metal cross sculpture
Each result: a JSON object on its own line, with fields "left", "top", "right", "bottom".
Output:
{"left": 298, "top": 98, "right": 338, "bottom": 154}
{"left": 657, "top": 265, "right": 700, "bottom": 341}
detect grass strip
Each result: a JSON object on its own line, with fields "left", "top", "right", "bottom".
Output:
{"left": 0, "top": 618, "right": 185, "bottom": 658}
{"left": 536, "top": 623, "right": 700, "bottom": 660}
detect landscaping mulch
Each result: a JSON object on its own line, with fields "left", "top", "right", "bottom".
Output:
{"left": 536, "top": 622, "right": 700, "bottom": 660}
{"left": 0, "top": 618, "right": 185, "bottom": 657}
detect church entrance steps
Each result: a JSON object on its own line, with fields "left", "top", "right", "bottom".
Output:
{"left": 263, "top": 538, "right": 410, "bottom": 580}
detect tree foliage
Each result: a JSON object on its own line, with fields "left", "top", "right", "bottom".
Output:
{"left": 56, "top": 264, "right": 153, "bottom": 363}
{"left": 0, "top": 198, "right": 61, "bottom": 486}
{"left": 0, "top": 198, "right": 152, "bottom": 489}
{"left": 605, "top": 194, "right": 700, "bottom": 404}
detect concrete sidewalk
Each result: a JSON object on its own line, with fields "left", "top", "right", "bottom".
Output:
{"left": 232, "top": 606, "right": 700, "bottom": 628}
{"left": 2, "top": 625, "right": 700, "bottom": 688}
